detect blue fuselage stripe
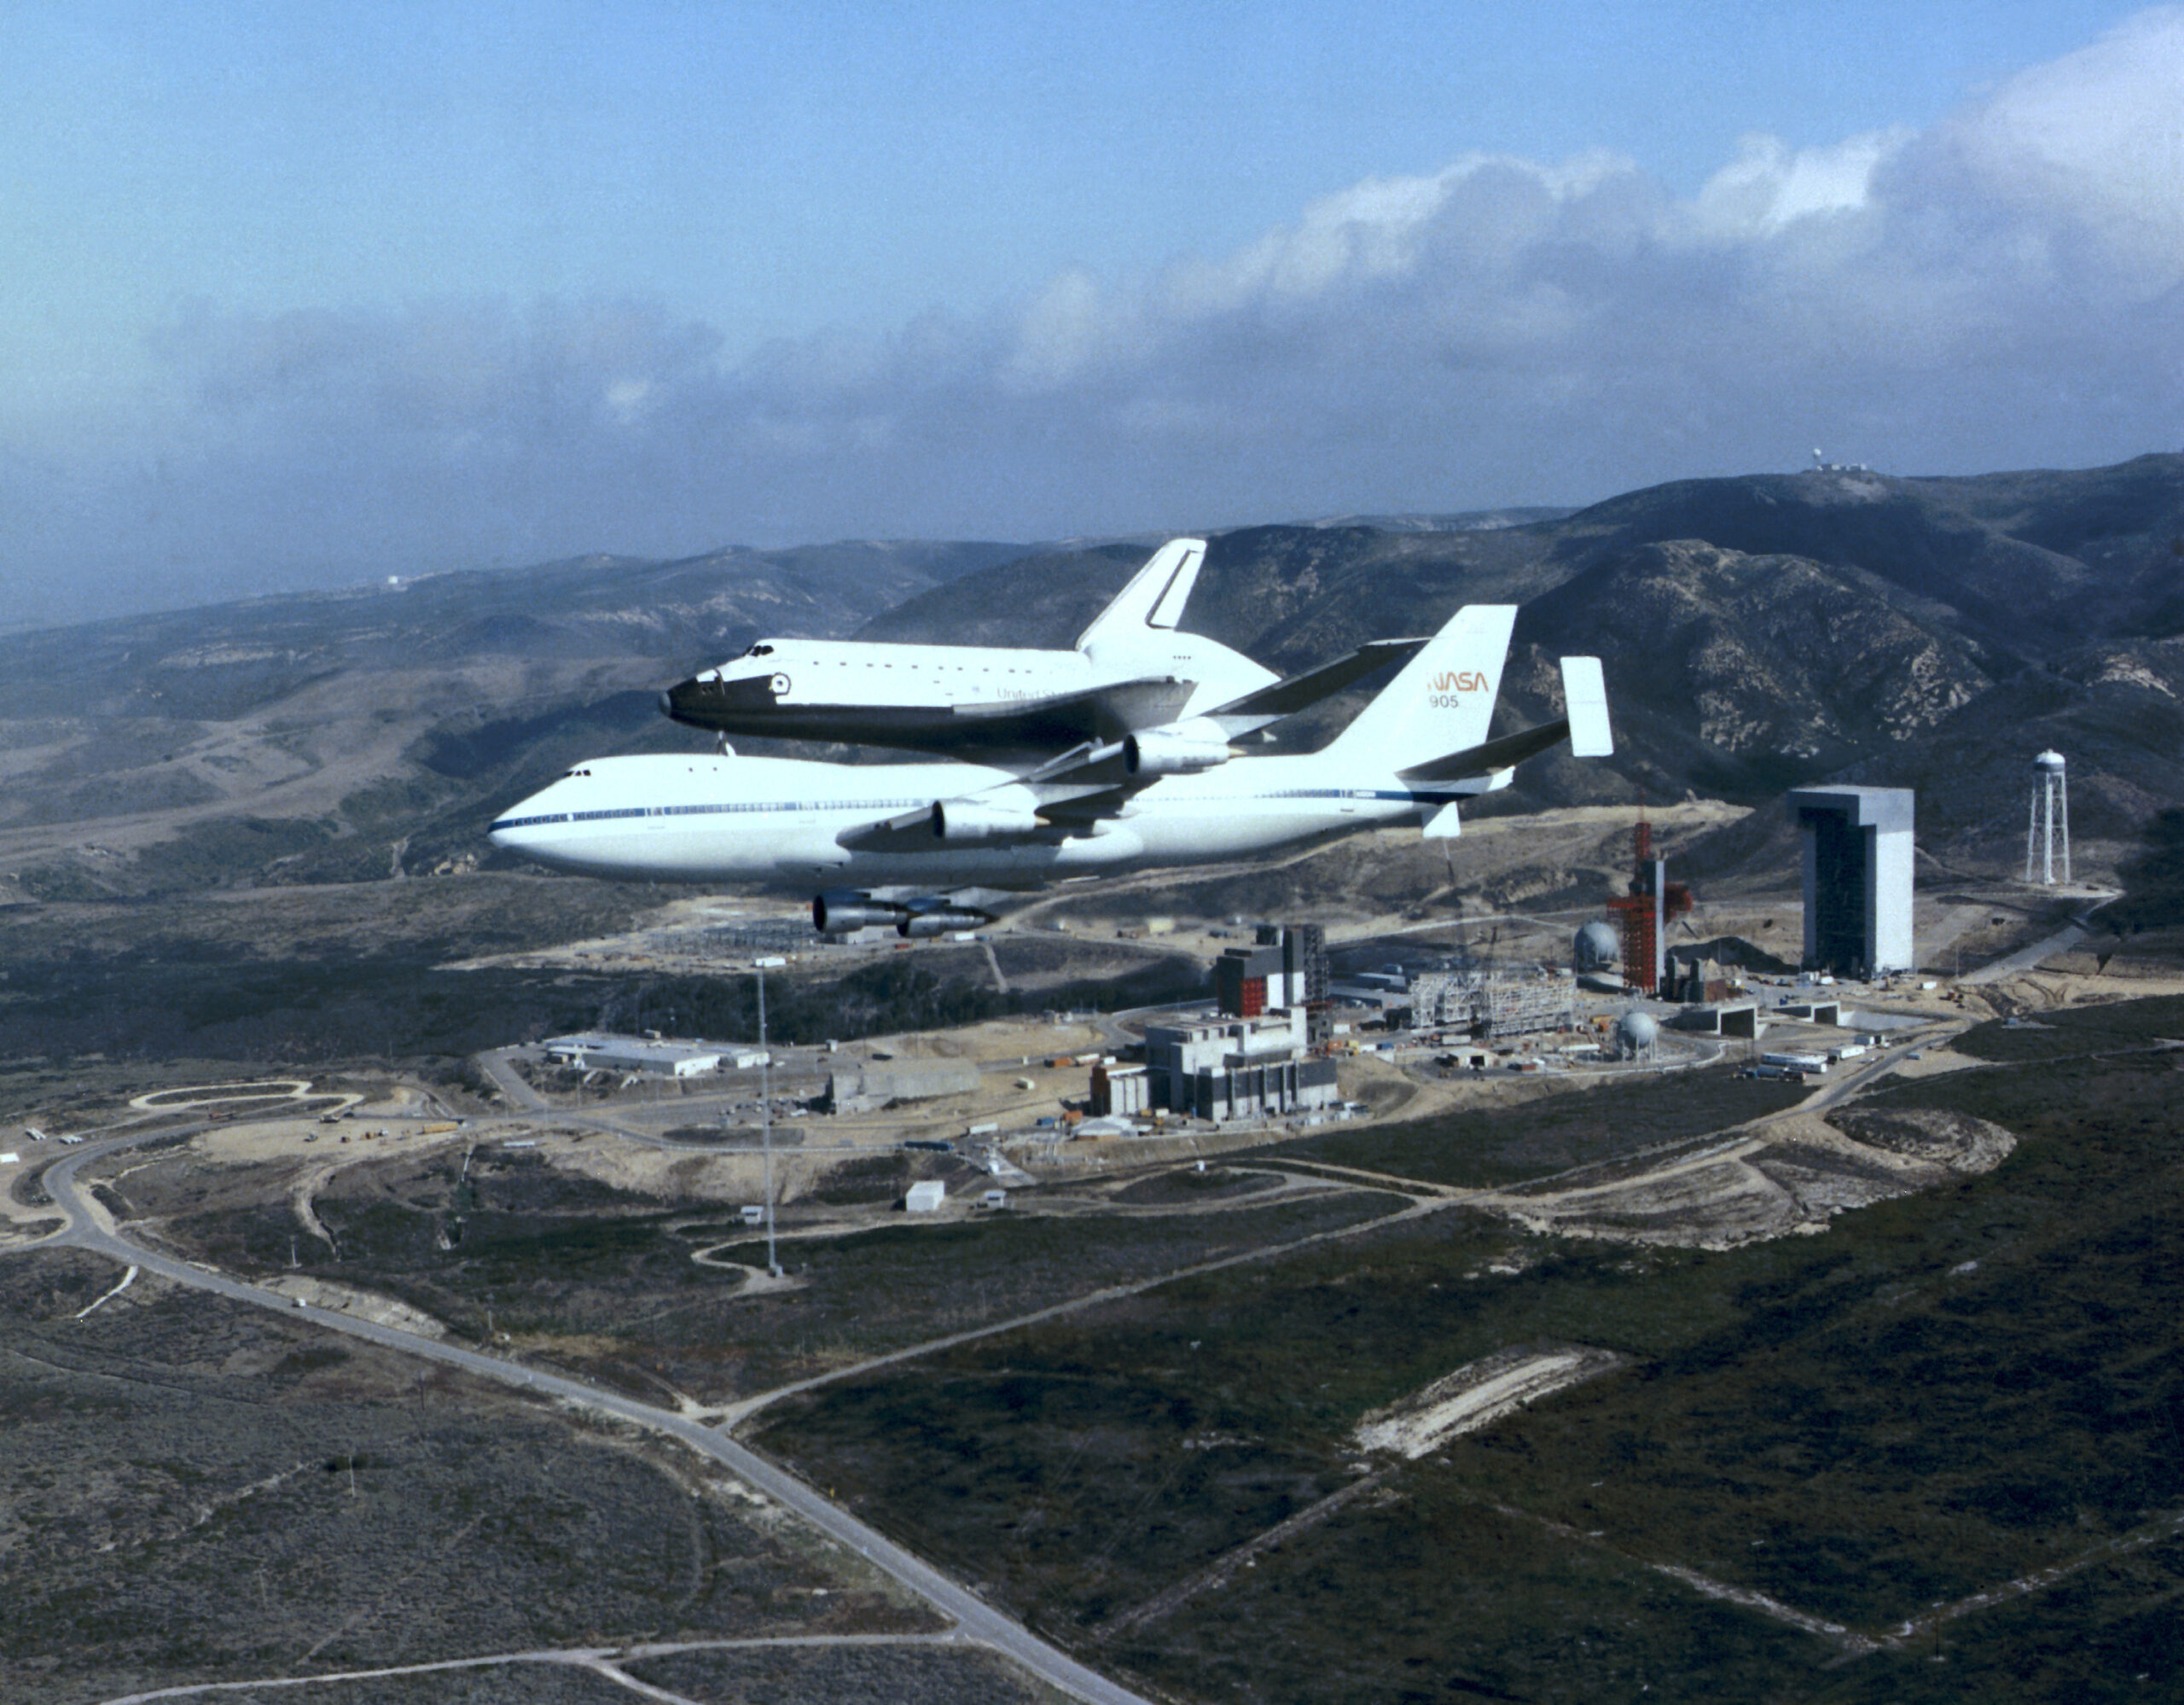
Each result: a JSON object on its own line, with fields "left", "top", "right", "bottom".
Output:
{"left": 489, "top": 788, "right": 1466, "bottom": 836}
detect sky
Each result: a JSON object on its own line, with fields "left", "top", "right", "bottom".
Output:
{"left": 2, "top": 3, "right": 2179, "bottom": 629}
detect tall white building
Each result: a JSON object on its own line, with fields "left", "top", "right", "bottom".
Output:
{"left": 1786, "top": 787, "right": 1915, "bottom": 977}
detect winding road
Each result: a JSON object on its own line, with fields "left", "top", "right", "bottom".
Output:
{"left": 16, "top": 1012, "right": 1962, "bottom": 1702}
{"left": 26, "top": 1128, "right": 1153, "bottom": 1705}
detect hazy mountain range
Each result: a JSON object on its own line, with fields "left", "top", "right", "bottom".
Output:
{"left": 2, "top": 454, "right": 2177, "bottom": 904}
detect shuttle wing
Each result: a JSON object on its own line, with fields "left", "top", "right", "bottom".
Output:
{"left": 1202, "top": 637, "right": 1426, "bottom": 733}
{"left": 664, "top": 672, "right": 1196, "bottom": 759}
{"left": 943, "top": 676, "right": 1195, "bottom": 748}
{"left": 929, "top": 637, "right": 1423, "bottom": 754}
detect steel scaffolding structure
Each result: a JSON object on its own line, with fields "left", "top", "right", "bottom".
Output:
{"left": 1409, "top": 967, "right": 1577, "bottom": 1038}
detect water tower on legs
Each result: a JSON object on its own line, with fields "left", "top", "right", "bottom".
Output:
{"left": 2025, "top": 749, "right": 2071, "bottom": 887}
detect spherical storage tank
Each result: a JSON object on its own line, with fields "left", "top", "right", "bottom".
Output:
{"left": 1573, "top": 921, "right": 1621, "bottom": 971}
{"left": 1615, "top": 1011, "right": 1659, "bottom": 1058}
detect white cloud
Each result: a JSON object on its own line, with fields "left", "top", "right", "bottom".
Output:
{"left": 5, "top": 10, "right": 2181, "bottom": 630}
{"left": 1693, "top": 129, "right": 1909, "bottom": 236}
{"left": 1922, "top": 6, "right": 2184, "bottom": 284}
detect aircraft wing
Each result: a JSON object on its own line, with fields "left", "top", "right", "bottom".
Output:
{"left": 1396, "top": 657, "right": 1613, "bottom": 783}
{"left": 1397, "top": 719, "right": 1574, "bottom": 783}
{"left": 953, "top": 638, "right": 1426, "bottom": 751}
{"left": 665, "top": 672, "right": 1196, "bottom": 760}
{"left": 835, "top": 809, "right": 960, "bottom": 853}
{"left": 942, "top": 676, "right": 1196, "bottom": 749}
{"left": 1204, "top": 637, "right": 1426, "bottom": 732}
{"left": 834, "top": 734, "right": 1166, "bottom": 852}
{"left": 1019, "top": 778, "right": 1136, "bottom": 829}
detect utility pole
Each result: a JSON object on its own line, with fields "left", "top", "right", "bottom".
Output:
{"left": 759, "top": 969, "right": 780, "bottom": 1277}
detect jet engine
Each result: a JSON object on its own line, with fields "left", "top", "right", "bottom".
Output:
{"left": 1124, "top": 718, "right": 1233, "bottom": 777}
{"left": 931, "top": 800, "right": 1044, "bottom": 841}
{"left": 813, "top": 889, "right": 903, "bottom": 933}
{"left": 898, "top": 908, "right": 994, "bottom": 939}
{"left": 816, "top": 889, "right": 998, "bottom": 938}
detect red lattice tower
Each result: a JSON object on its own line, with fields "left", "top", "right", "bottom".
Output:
{"left": 1606, "top": 816, "right": 1692, "bottom": 993}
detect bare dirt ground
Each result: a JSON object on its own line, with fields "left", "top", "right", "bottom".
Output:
{"left": 1354, "top": 1345, "right": 1629, "bottom": 1458}
{"left": 1969, "top": 948, "right": 2184, "bottom": 1013}
{"left": 1481, "top": 1101, "right": 2017, "bottom": 1249}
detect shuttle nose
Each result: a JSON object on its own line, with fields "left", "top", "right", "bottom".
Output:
{"left": 660, "top": 671, "right": 781, "bottom": 730}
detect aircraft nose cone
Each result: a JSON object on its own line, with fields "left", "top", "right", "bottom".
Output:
{"left": 660, "top": 672, "right": 779, "bottom": 730}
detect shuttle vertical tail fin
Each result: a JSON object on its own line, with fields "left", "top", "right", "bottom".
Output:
{"left": 1076, "top": 538, "right": 1206, "bottom": 654}
{"left": 1323, "top": 605, "right": 1519, "bottom": 773}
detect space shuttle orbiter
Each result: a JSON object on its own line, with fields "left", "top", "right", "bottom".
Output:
{"left": 659, "top": 538, "right": 1422, "bottom": 771}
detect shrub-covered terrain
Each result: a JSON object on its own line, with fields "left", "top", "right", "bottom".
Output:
{"left": 0, "top": 1249, "right": 942, "bottom": 1704}
{"left": 752, "top": 1012, "right": 2184, "bottom": 1702}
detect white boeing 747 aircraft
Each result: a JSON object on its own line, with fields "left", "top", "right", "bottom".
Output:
{"left": 659, "top": 537, "right": 1422, "bottom": 765}
{"left": 491, "top": 605, "right": 1613, "bottom": 936}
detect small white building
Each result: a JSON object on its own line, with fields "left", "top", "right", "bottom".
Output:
{"left": 905, "top": 1180, "right": 947, "bottom": 1213}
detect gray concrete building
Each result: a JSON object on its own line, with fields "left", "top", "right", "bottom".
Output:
{"left": 1143, "top": 1009, "right": 1339, "bottom": 1121}
{"left": 1786, "top": 786, "right": 1914, "bottom": 976}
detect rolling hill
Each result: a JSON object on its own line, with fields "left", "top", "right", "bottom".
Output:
{"left": 2, "top": 454, "right": 2177, "bottom": 905}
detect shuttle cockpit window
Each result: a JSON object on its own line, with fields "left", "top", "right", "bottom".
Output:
{"left": 745, "top": 643, "right": 775, "bottom": 657}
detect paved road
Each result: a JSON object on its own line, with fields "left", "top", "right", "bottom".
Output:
{"left": 475, "top": 1047, "right": 548, "bottom": 1112}
{"left": 717, "top": 1178, "right": 1431, "bottom": 1429}
{"left": 96, "top": 1632, "right": 982, "bottom": 1705}
{"left": 1958, "top": 905, "right": 2107, "bottom": 986}
{"left": 27, "top": 1132, "right": 1152, "bottom": 1705}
